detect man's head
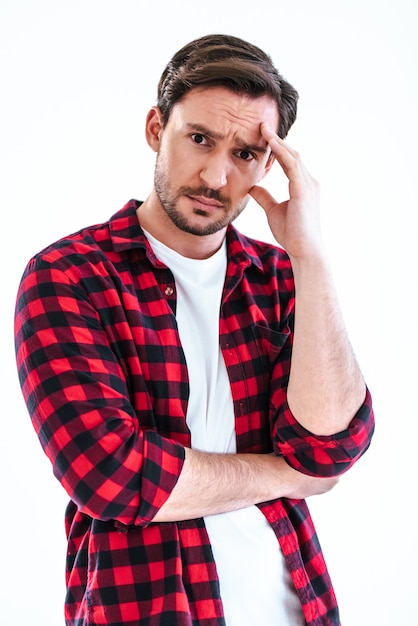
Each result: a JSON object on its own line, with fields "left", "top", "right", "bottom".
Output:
{"left": 157, "top": 34, "right": 298, "bottom": 139}
{"left": 139, "top": 35, "right": 298, "bottom": 257}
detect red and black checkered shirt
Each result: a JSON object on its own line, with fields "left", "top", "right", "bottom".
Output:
{"left": 15, "top": 200, "right": 374, "bottom": 625}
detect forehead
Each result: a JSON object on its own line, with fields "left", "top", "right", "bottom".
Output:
{"left": 169, "top": 86, "right": 279, "bottom": 138}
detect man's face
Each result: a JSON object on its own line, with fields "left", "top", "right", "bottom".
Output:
{"left": 149, "top": 87, "right": 279, "bottom": 237}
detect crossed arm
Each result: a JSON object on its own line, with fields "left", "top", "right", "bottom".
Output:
{"left": 152, "top": 450, "right": 340, "bottom": 522}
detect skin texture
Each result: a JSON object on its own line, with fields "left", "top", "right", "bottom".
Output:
{"left": 137, "top": 86, "right": 366, "bottom": 522}
{"left": 138, "top": 87, "right": 277, "bottom": 259}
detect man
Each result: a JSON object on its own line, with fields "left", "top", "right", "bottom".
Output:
{"left": 14, "top": 34, "right": 374, "bottom": 626}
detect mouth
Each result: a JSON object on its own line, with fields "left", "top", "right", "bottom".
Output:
{"left": 187, "top": 194, "right": 224, "bottom": 212}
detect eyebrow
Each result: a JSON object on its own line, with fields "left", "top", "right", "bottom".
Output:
{"left": 185, "top": 123, "right": 270, "bottom": 155}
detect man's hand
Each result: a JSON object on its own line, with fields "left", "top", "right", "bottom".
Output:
{"left": 250, "top": 123, "right": 323, "bottom": 261}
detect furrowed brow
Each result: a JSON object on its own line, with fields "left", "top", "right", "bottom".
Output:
{"left": 186, "top": 123, "right": 225, "bottom": 141}
{"left": 234, "top": 137, "right": 269, "bottom": 156}
{"left": 186, "top": 123, "right": 269, "bottom": 155}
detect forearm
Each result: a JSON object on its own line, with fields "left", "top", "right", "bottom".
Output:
{"left": 287, "top": 250, "right": 366, "bottom": 435}
{"left": 152, "top": 447, "right": 338, "bottom": 522}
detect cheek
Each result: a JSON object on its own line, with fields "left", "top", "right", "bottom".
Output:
{"left": 157, "top": 149, "right": 184, "bottom": 185}
{"left": 161, "top": 142, "right": 200, "bottom": 181}
{"left": 233, "top": 164, "right": 267, "bottom": 193}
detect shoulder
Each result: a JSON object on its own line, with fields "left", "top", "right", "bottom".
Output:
{"left": 23, "top": 200, "right": 145, "bottom": 276}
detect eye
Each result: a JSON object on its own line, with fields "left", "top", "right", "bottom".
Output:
{"left": 191, "top": 133, "right": 208, "bottom": 145}
{"left": 236, "top": 149, "right": 256, "bottom": 162}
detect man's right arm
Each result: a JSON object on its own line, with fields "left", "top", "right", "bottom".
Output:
{"left": 15, "top": 257, "right": 337, "bottom": 528}
{"left": 153, "top": 447, "right": 338, "bottom": 522}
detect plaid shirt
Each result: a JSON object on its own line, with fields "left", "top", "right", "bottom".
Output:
{"left": 15, "top": 200, "right": 374, "bottom": 626}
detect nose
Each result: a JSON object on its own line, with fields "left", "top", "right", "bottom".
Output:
{"left": 199, "top": 152, "right": 228, "bottom": 190}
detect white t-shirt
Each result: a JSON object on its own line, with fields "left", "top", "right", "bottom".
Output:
{"left": 143, "top": 230, "right": 304, "bottom": 626}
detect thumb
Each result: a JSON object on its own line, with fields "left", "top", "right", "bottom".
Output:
{"left": 249, "top": 185, "right": 278, "bottom": 214}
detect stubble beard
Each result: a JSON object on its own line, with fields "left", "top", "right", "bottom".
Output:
{"left": 153, "top": 156, "right": 249, "bottom": 237}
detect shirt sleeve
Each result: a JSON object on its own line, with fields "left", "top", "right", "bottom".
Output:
{"left": 270, "top": 387, "right": 374, "bottom": 476}
{"left": 266, "top": 315, "right": 375, "bottom": 477}
{"left": 14, "top": 257, "right": 185, "bottom": 526}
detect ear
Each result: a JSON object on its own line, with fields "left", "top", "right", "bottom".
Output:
{"left": 145, "top": 107, "right": 164, "bottom": 152}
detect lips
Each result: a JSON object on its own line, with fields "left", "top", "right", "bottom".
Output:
{"left": 187, "top": 195, "right": 224, "bottom": 211}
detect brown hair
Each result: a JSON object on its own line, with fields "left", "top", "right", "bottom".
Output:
{"left": 157, "top": 34, "right": 299, "bottom": 139}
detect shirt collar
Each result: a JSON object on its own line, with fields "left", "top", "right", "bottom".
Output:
{"left": 108, "top": 199, "right": 264, "bottom": 272}
{"left": 109, "top": 199, "right": 146, "bottom": 252}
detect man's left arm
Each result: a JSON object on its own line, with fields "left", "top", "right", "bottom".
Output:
{"left": 250, "top": 123, "right": 374, "bottom": 472}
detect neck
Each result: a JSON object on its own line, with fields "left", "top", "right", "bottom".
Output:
{"left": 137, "top": 192, "right": 227, "bottom": 260}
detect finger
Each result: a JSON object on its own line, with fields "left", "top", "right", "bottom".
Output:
{"left": 248, "top": 185, "right": 276, "bottom": 212}
{"left": 249, "top": 185, "right": 287, "bottom": 216}
{"left": 260, "top": 123, "right": 299, "bottom": 158}
{"left": 260, "top": 123, "right": 302, "bottom": 179}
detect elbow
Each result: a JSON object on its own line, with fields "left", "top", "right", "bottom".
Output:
{"left": 272, "top": 387, "right": 375, "bottom": 478}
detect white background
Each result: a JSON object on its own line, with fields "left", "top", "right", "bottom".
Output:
{"left": 1, "top": 1, "right": 417, "bottom": 624}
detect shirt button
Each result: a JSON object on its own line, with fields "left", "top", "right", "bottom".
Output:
{"left": 164, "top": 286, "right": 174, "bottom": 296}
